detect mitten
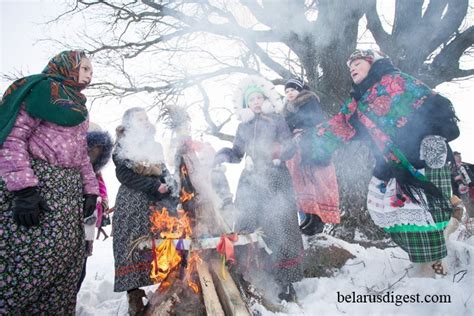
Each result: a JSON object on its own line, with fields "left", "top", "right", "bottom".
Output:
{"left": 83, "top": 194, "right": 98, "bottom": 218}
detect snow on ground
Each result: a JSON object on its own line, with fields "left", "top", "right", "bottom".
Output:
{"left": 76, "top": 138, "right": 473, "bottom": 316}
{"left": 76, "top": 223, "right": 473, "bottom": 316}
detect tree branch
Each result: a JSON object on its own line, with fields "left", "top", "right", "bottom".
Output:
{"left": 424, "top": 25, "right": 474, "bottom": 85}
{"left": 365, "top": 0, "right": 392, "bottom": 55}
{"left": 423, "top": 0, "right": 469, "bottom": 55}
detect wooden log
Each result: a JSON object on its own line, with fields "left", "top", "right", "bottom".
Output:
{"left": 197, "top": 261, "right": 225, "bottom": 316}
{"left": 145, "top": 278, "right": 205, "bottom": 316}
{"left": 209, "top": 259, "right": 250, "bottom": 316}
{"left": 145, "top": 280, "right": 184, "bottom": 316}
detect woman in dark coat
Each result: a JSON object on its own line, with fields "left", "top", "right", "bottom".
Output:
{"left": 283, "top": 78, "right": 340, "bottom": 235}
{"left": 112, "top": 107, "right": 176, "bottom": 315}
{"left": 214, "top": 75, "right": 304, "bottom": 302}
{"left": 78, "top": 124, "right": 114, "bottom": 290}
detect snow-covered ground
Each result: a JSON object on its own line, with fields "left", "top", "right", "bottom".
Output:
{"left": 77, "top": 212, "right": 473, "bottom": 315}
{"left": 75, "top": 138, "right": 474, "bottom": 316}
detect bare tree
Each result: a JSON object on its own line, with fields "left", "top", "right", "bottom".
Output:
{"left": 49, "top": 0, "right": 473, "bottom": 241}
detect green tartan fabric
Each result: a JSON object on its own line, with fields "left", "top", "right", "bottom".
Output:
{"left": 390, "top": 230, "right": 446, "bottom": 263}
{"left": 425, "top": 165, "right": 452, "bottom": 222}
{"left": 389, "top": 165, "right": 453, "bottom": 263}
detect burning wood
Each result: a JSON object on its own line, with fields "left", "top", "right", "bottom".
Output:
{"left": 141, "top": 140, "right": 266, "bottom": 315}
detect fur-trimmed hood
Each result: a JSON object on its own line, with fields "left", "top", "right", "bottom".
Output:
{"left": 283, "top": 90, "right": 320, "bottom": 115}
{"left": 233, "top": 75, "right": 284, "bottom": 123}
{"left": 87, "top": 130, "right": 114, "bottom": 172}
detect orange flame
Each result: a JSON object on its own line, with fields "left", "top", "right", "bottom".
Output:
{"left": 150, "top": 239, "right": 181, "bottom": 286}
{"left": 149, "top": 207, "right": 199, "bottom": 294}
{"left": 180, "top": 187, "right": 195, "bottom": 203}
{"left": 184, "top": 252, "right": 203, "bottom": 294}
{"left": 150, "top": 207, "right": 192, "bottom": 239}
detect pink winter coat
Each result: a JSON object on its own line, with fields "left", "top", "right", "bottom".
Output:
{"left": 0, "top": 107, "right": 99, "bottom": 195}
{"left": 95, "top": 173, "right": 108, "bottom": 228}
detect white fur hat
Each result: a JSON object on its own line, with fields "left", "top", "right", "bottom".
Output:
{"left": 232, "top": 75, "right": 283, "bottom": 123}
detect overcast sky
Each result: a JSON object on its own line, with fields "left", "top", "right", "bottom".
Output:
{"left": 1, "top": 0, "right": 473, "bottom": 162}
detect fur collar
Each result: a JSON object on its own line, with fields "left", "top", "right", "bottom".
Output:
{"left": 233, "top": 75, "right": 283, "bottom": 122}
{"left": 285, "top": 90, "right": 320, "bottom": 113}
{"left": 87, "top": 131, "right": 114, "bottom": 172}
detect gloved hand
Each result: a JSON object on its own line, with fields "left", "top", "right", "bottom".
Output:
{"left": 13, "top": 187, "right": 51, "bottom": 227}
{"left": 83, "top": 194, "right": 98, "bottom": 218}
{"left": 272, "top": 159, "right": 281, "bottom": 166}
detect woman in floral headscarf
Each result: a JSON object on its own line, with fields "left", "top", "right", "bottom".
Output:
{"left": 0, "top": 50, "right": 99, "bottom": 314}
{"left": 300, "top": 49, "right": 459, "bottom": 277}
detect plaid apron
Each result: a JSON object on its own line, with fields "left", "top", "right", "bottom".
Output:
{"left": 368, "top": 166, "right": 452, "bottom": 262}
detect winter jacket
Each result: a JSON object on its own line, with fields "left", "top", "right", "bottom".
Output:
{"left": 284, "top": 90, "right": 325, "bottom": 132}
{"left": 113, "top": 152, "right": 170, "bottom": 202}
{"left": 0, "top": 107, "right": 99, "bottom": 195}
{"left": 216, "top": 113, "right": 296, "bottom": 168}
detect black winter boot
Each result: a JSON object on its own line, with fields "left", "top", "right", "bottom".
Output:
{"left": 278, "top": 283, "right": 297, "bottom": 302}
{"left": 300, "top": 214, "right": 325, "bottom": 236}
{"left": 298, "top": 214, "right": 311, "bottom": 229}
{"left": 127, "top": 288, "right": 147, "bottom": 315}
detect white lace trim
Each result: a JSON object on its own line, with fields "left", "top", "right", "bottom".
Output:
{"left": 367, "top": 177, "right": 435, "bottom": 228}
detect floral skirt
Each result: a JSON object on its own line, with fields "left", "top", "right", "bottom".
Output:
{"left": 0, "top": 159, "right": 85, "bottom": 315}
{"left": 113, "top": 185, "right": 155, "bottom": 292}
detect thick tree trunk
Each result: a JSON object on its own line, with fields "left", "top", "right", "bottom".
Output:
{"left": 329, "top": 142, "right": 389, "bottom": 242}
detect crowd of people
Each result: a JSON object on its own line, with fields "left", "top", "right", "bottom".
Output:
{"left": 0, "top": 48, "right": 472, "bottom": 315}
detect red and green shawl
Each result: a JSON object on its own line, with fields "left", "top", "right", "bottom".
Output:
{"left": 303, "top": 69, "right": 444, "bottom": 200}
{"left": 0, "top": 50, "right": 89, "bottom": 145}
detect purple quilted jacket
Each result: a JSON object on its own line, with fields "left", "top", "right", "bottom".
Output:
{"left": 0, "top": 107, "right": 99, "bottom": 195}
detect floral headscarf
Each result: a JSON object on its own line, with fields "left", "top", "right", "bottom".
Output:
{"left": 0, "top": 50, "right": 89, "bottom": 144}
{"left": 347, "top": 49, "right": 387, "bottom": 67}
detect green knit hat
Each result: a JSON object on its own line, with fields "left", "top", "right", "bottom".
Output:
{"left": 244, "top": 85, "right": 265, "bottom": 107}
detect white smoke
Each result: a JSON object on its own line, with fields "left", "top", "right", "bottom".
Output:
{"left": 115, "top": 108, "right": 165, "bottom": 165}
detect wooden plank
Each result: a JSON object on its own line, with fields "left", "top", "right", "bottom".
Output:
{"left": 197, "top": 261, "right": 225, "bottom": 316}
{"left": 209, "top": 259, "right": 250, "bottom": 316}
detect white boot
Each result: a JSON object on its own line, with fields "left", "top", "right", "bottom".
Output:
{"left": 431, "top": 260, "right": 448, "bottom": 277}
{"left": 407, "top": 262, "right": 435, "bottom": 278}
{"left": 444, "top": 217, "right": 460, "bottom": 241}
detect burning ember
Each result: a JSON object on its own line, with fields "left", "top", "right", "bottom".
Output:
{"left": 180, "top": 187, "right": 194, "bottom": 203}
{"left": 184, "top": 252, "right": 203, "bottom": 294}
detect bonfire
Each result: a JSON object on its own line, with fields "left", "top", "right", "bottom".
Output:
{"left": 128, "top": 141, "right": 270, "bottom": 315}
